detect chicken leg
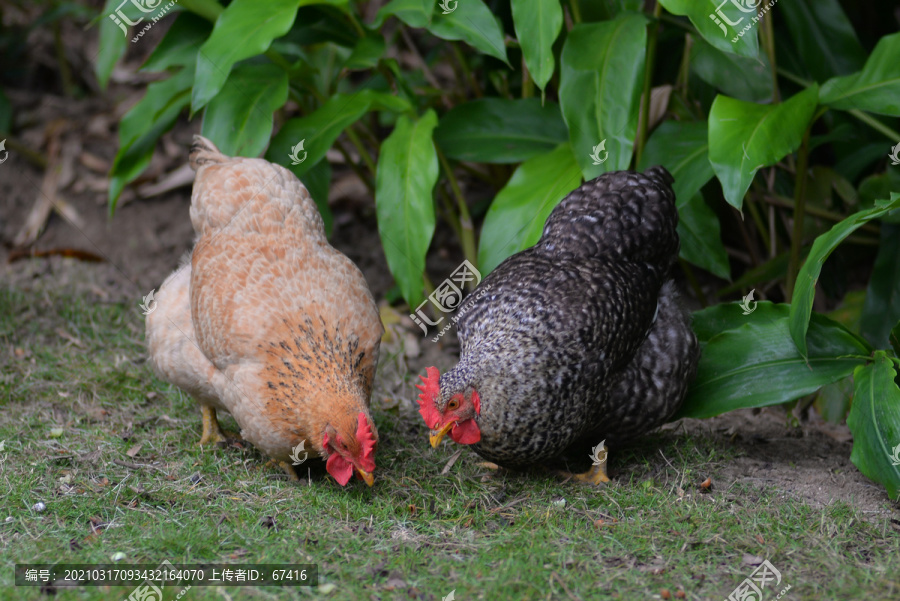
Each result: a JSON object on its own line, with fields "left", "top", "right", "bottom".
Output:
{"left": 199, "top": 405, "right": 229, "bottom": 445}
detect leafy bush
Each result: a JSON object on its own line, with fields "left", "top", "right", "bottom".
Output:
{"left": 98, "top": 0, "right": 900, "bottom": 499}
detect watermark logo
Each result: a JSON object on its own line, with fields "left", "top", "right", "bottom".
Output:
{"left": 589, "top": 441, "right": 607, "bottom": 466}
{"left": 725, "top": 559, "right": 790, "bottom": 601}
{"left": 289, "top": 140, "right": 307, "bottom": 165}
{"left": 0, "top": 139, "right": 8, "bottom": 165}
{"left": 109, "top": 0, "right": 179, "bottom": 43}
{"left": 410, "top": 260, "right": 482, "bottom": 336}
{"left": 290, "top": 440, "right": 308, "bottom": 466}
{"left": 438, "top": 0, "right": 458, "bottom": 15}
{"left": 442, "top": 590, "right": 456, "bottom": 601}
{"left": 889, "top": 443, "right": 900, "bottom": 467}
{"left": 589, "top": 140, "right": 608, "bottom": 165}
{"left": 739, "top": 289, "right": 757, "bottom": 315}
{"left": 889, "top": 143, "right": 900, "bottom": 166}
{"left": 124, "top": 560, "right": 191, "bottom": 601}
{"left": 140, "top": 290, "right": 158, "bottom": 315}
{"left": 709, "top": 0, "right": 778, "bottom": 43}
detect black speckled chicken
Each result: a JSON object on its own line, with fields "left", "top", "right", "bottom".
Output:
{"left": 416, "top": 166, "right": 699, "bottom": 484}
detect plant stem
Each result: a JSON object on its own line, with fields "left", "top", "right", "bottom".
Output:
{"left": 786, "top": 126, "right": 812, "bottom": 301}
{"left": 437, "top": 149, "right": 478, "bottom": 275}
{"left": 759, "top": 9, "right": 779, "bottom": 102}
{"left": 451, "top": 43, "right": 481, "bottom": 98}
{"left": 344, "top": 127, "right": 378, "bottom": 177}
{"left": 744, "top": 191, "right": 771, "bottom": 255}
{"left": 635, "top": 2, "right": 662, "bottom": 167}
{"left": 522, "top": 55, "right": 534, "bottom": 99}
{"left": 763, "top": 194, "right": 880, "bottom": 233}
{"left": 335, "top": 139, "right": 375, "bottom": 195}
{"left": 567, "top": 0, "right": 582, "bottom": 24}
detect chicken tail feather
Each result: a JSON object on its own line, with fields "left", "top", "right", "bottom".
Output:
{"left": 190, "top": 135, "right": 225, "bottom": 171}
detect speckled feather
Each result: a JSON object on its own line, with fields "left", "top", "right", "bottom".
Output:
{"left": 147, "top": 137, "right": 383, "bottom": 467}
{"left": 437, "top": 166, "right": 699, "bottom": 467}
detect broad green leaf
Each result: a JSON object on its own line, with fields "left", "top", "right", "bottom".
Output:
{"left": 847, "top": 352, "right": 900, "bottom": 500}
{"left": 819, "top": 32, "right": 900, "bottom": 116}
{"left": 201, "top": 63, "right": 288, "bottom": 157}
{"left": 690, "top": 301, "right": 791, "bottom": 344}
{"left": 96, "top": 0, "right": 149, "bottom": 88}
{"left": 109, "top": 66, "right": 194, "bottom": 213}
{"left": 477, "top": 143, "right": 582, "bottom": 275}
{"left": 860, "top": 225, "right": 900, "bottom": 350}
{"left": 778, "top": 0, "right": 865, "bottom": 82}
{"left": 690, "top": 37, "right": 772, "bottom": 103}
{"left": 677, "top": 303, "right": 871, "bottom": 419}
{"left": 301, "top": 158, "right": 333, "bottom": 237}
{"left": 373, "top": 0, "right": 434, "bottom": 28}
{"left": 638, "top": 120, "right": 728, "bottom": 279}
{"left": 676, "top": 194, "right": 730, "bottom": 280}
{"left": 375, "top": 110, "right": 440, "bottom": 308}
{"left": 434, "top": 98, "right": 568, "bottom": 164}
{"left": 192, "top": 0, "right": 302, "bottom": 112}
{"left": 345, "top": 31, "right": 386, "bottom": 70}
{"left": 141, "top": 12, "right": 212, "bottom": 72}
{"left": 511, "top": 0, "right": 563, "bottom": 91}
{"left": 657, "top": 0, "right": 758, "bottom": 59}
{"left": 428, "top": 0, "right": 508, "bottom": 64}
{"left": 559, "top": 14, "right": 647, "bottom": 180}
{"left": 266, "top": 90, "right": 411, "bottom": 178}
{"left": 708, "top": 86, "right": 819, "bottom": 210}
{"left": 790, "top": 193, "right": 900, "bottom": 357}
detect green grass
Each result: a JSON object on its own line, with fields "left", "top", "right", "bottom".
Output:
{"left": 1, "top": 283, "right": 898, "bottom": 601}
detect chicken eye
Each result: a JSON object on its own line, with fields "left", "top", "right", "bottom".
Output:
{"left": 447, "top": 399, "right": 460, "bottom": 410}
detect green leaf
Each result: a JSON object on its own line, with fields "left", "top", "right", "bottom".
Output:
{"left": 511, "top": 0, "right": 563, "bottom": 91}
{"left": 689, "top": 37, "right": 772, "bottom": 103}
{"left": 790, "top": 193, "right": 900, "bottom": 357}
{"left": 109, "top": 66, "right": 195, "bottom": 214}
{"left": 477, "top": 143, "right": 582, "bottom": 275}
{"left": 345, "top": 31, "right": 386, "bottom": 70}
{"left": 192, "top": 0, "right": 302, "bottom": 112}
{"left": 301, "top": 158, "right": 333, "bottom": 237}
{"left": 637, "top": 120, "right": 728, "bottom": 279}
{"left": 559, "top": 14, "right": 647, "bottom": 180}
{"left": 819, "top": 32, "right": 900, "bottom": 117}
{"left": 708, "top": 86, "right": 819, "bottom": 210}
{"left": 266, "top": 90, "right": 411, "bottom": 177}
{"left": 375, "top": 110, "right": 440, "bottom": 308}
{"left": 778, "top": 0, "right": 865, "bottom": 82}
{"left": 428, "top": 0, "right": 508, "bottom": 64}
{"left": 677, "top": 303, "right": 871, "bottom": 419}
{"left": 142, "top": 12, "right": 212, "bottom": 72}
{"left": 373, "top": 0, "right": 434, "bottom": 28}
{"left": 96, "top": 0, "right": 144, "bottom": 88}
{"left": 201, "top": 63, "right": 288, "bottom": 157}
{"left": 860, "top": 225, "right": 900, "bottom": 350}
{"left": 847, "top": 352, "right": 900, "bottom": 500}
{"left": 434, "top": 98, "right": 568, "bottom": 164}
{"left": 657, "top": 0, "right": 758, "bottom": 59}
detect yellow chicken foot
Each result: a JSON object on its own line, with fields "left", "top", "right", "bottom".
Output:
{"left": 275, "top": 460, "right": 301, "bottom": 481}
{"left": 557, "top": 440, "right": 610, "bottom": 485}
{"left": 198, "top": 405, "right": 229, "bottom": 445}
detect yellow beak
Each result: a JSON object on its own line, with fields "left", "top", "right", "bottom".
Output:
{"left": 429, "top": 422, "right": 455, "bottom": 448}
{"left": 357, "top": 468, "right": 374, "bottom": 487}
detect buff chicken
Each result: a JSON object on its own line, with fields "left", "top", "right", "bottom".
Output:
{"left": 146, "top": 136, "right": 382, "bottom": 486}
{"left": 416, "top": 166, "right": 699, "bottom": 484}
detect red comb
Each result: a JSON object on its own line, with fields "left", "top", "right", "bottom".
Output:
{"left": 356, "top": 412, "right": 376, "bottom": 472}
{"left": 415, "top": 367, "right": 443, "bottom": 429}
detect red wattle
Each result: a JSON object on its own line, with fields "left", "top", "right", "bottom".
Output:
{"left": 326, "top": 453, "right": 354, "bottom": 486}
{"left": 451, "top": 419, "right": 481, "bottom": 444}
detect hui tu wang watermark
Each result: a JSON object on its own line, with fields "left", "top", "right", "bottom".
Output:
{"left": 725, "top": 559, "right": 790, "bottom": 601}
{"left": 409, "top": 260, "right": 490, "bottom": 342}
{"left": 709, "top": 0, "right": 779, "bottom": 44}
{"left": 108, "top": 0, "right": 180, "bottom": 43}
